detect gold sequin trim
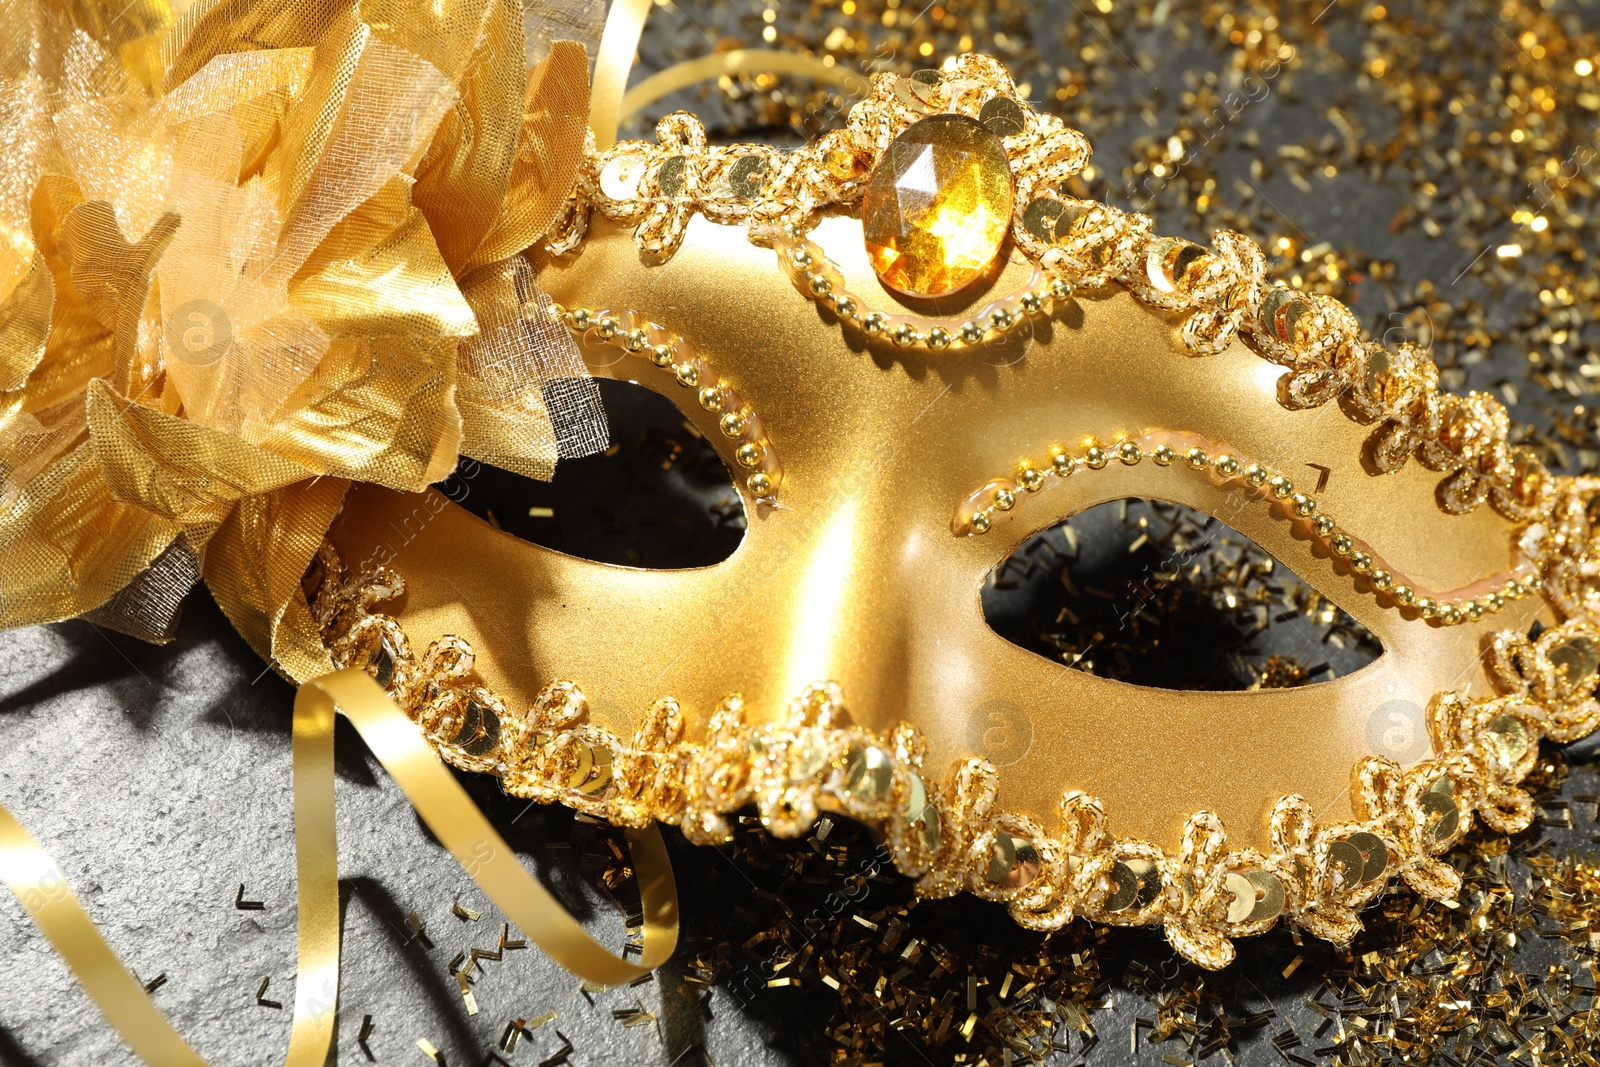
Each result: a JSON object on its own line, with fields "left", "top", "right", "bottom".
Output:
{"left": 309, "top": 534, "right": 1600, "bottom": 970}
{"left": 552, "top": 58, "right": 1557, "bottom": 528}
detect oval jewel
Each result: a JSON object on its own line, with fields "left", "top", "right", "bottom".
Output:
{"left": 862, "top": 114, "right": 1013, "bottom": 299}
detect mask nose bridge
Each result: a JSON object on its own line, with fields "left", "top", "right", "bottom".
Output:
{"left": 744, "top": 361, "right": 1042, "bottom": 726}
{"left": 739, "top": 464, "right": 962, "bottom": 726}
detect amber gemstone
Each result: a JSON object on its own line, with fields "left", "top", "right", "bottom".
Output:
{"left": 862, "top": 114, "right": 1013, "bottom": 298}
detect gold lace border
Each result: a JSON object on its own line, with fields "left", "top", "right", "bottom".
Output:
{"left": 312, "top": 540, "right": 1600, "bottom": 971}
{"left": 553, "top": 57, "right": 1556, "bottom": 532}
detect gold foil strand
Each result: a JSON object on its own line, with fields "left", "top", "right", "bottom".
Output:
{"left": 619, "top": 49, "right": 869, "bottom": 122}
{"left": 305, "top": 668, "right": 680, "bottom": 984}
{"left": 588, "top": 0, "right": 653, "bottom": 150}
{"left": 0, "top": 667, "right": 345, "bottom": 1067}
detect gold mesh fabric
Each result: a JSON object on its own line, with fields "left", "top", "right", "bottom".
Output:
{"left": 458, "top": 256, "right": 606, "bottom": 478}
{"left": 522, "top": 0, "right": 605, "bottom": 69}
{"left": 466, "top": 39, "right": 592, "bottom": 272}
{"left": 204, "top": 477, "right": 346, "bottom": 682}
{"left": 0, "top": 0, "right": 606, "bottom": 659}
{"left": 411, "top": 0, "right": 528, "bottom": 275}
{"left": 81, "top": 535, "right": 202, "bottom": 643}
{"left": 0, "top": 256, "right": 53, "bottom": 392}
{"left": 22, "top": 178, "right": 116, "bottom": 411}
{"left": 85, "top": 378, "right": 317, "bottom": 523}
{"left": 0, "top": 446, "right": 180, "bottom": 628}
{"left": 266, "top": 335, "right": 464, "bottom": 488}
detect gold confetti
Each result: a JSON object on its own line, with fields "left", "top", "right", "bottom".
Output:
{"left": 254, "top": 976, "right": 281, "bottom": 1010}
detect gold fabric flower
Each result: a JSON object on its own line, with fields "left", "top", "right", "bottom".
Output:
{"left": 0, "top": 0, "right": 605, "bottom": 679}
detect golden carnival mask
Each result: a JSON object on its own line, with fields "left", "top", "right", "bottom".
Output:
{"left": 317, "top": 50, "right": 1600, "bottom": 970}
{"left": 8, "top": 16, "right": 1600, "bottom": 1063}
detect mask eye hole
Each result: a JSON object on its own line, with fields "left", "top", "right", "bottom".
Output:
{"left": 982, "top": 498, "right": 1383, "bottom": 690}
{"left": 440, "top": 378, "right": 746, "bottom": 568}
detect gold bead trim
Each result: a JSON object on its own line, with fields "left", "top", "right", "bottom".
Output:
{"left": 956, "top": 431, "right": 1543, "bottom": 626}
{"left": 778, "top": 227, "right": 1064, "bottom": 350}
{"left": 311, "top": 539, "right": 1600, "bottom": 972}
{"left": 554, "top": 304, "right": 781, "bottom": 501}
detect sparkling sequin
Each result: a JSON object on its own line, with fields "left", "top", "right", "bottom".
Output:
{"left": 1551, "top": 635, "right": 1599, "bottom": 688}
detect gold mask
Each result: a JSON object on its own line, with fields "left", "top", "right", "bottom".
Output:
{"left": 320, "top": 53, "right": 1600, "bottom": 968}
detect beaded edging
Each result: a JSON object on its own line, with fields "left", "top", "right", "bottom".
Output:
{"left": 549, "top": 307, "right": 782, "bottom": 501}
{"left": 958, "top": 431, "right": 1544, "bottom": 626}
{"left": 312, "top": 507, "right": 1600, "bottom": 969}
{"left": 552, "top": 55, "right": 1556, "bottom": 529}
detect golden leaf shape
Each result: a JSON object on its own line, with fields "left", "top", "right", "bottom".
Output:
{"left": 204, "top": 475, "right": 347, "bottom": 680}
{"left": 87, "top": 377, "right": 316, "bottom": 523}
{"left": 269, "top": 21, "right": 454, "bottom": 288}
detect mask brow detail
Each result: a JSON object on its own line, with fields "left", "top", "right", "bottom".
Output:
{"left": 780, "top": 232, "right": 1056, "bottom": 350}
{"left": 557, "top": 60, "right": 1558, "bottom": 532}
{"left": 555, "top": 304, "right": 781, "bottom": 501}
{"left": 956, "top": 430, "right": 1542, "bottom": 627}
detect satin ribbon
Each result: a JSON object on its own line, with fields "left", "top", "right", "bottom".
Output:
{"left": 590, "top": 0, "right": 654, "bottom": 149}
{"left": 0, "top": 668, "right": 677, "bottom": 1064}
{"left": 299, "top": 670, "right": 679, "bottom": 984}
{"left": 0, "top": 674, "right": 339, "bottom": 1066}
{"left": 590, "top": 0, "right": 867, "bottom": 148}
{"left": 0, "top": 808, "right": 212, "bottom": 1066}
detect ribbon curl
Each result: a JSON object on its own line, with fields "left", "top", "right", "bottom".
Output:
{"left": 0, "top": 668, "right": 677, "bottom": 1066}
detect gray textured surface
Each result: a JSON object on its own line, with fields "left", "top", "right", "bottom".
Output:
{"left": 0, "top": 597, "right": 789, "bottom": 1066}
